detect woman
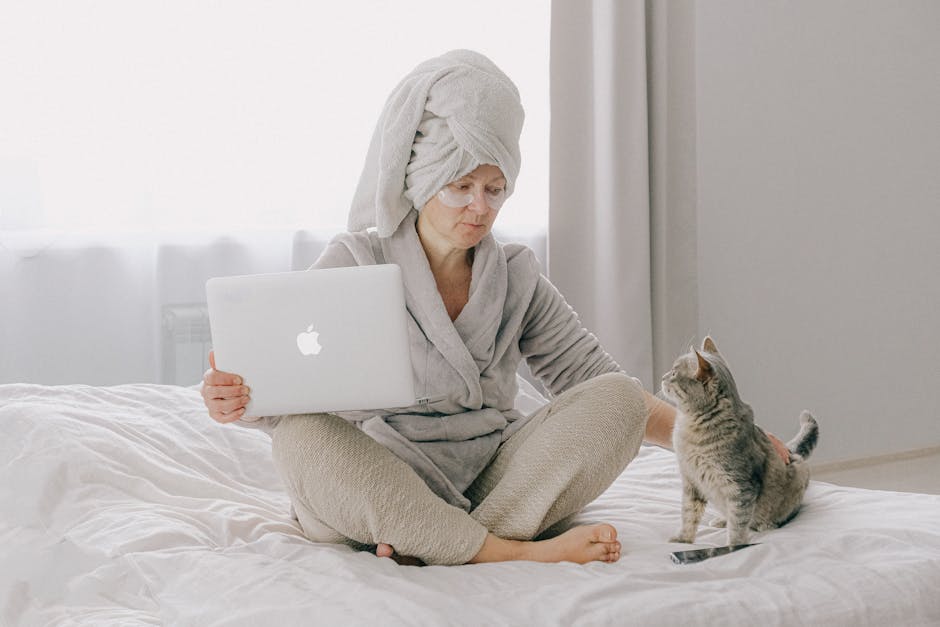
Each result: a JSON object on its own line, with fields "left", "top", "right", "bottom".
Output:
{"left": 201, "top": 50, "right": 786, "bottom": 566}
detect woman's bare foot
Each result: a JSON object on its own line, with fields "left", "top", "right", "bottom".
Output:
{"left": 520, "top": 523, "right": 621, "bottom": 564}
{"left": 469, "top": 523, "right": 621, "bottom": 565}
{"left": 375, "top": 542, "right": 425, "bottom": 566}
{"left": 375, "top": 524, "right": 621, "bottom": 566}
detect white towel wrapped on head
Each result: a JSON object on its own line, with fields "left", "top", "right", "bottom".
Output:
{"left": 348, "top": 49, "right": 525, "bottom": 237}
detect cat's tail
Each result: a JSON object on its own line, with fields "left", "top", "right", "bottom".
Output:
{"left": 787, "top": 411, "right": 819, "bottom": 459}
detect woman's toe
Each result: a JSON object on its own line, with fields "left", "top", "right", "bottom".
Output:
{"left": 594, "top": 523, "right": 618, "bottom": 543}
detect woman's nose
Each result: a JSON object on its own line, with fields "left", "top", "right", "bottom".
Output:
{"left": 467, "top": 191, "right": 489, "bottom": 214}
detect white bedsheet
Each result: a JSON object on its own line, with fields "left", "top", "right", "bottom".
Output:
{"left": 2, "top": 382, "right": 939, "bottom": 626}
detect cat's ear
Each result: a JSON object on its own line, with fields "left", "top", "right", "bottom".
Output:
{"left": 694, "top": 349, "right": 713, "bottom": 382}
{"left": 702, "top": 336, "right": 719, "bottom": 354}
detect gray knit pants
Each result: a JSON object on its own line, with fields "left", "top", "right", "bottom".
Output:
{"left": 271, "top": 372, "right": 648, "bottom": 566}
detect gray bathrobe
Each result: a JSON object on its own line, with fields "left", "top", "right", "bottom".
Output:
{"left": 242, "top": 210, "right": 623, "bottom": 512}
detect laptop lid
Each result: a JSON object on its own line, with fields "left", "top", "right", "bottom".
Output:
{"left": 206, "top": 264, "right": 416, "bottom": 417}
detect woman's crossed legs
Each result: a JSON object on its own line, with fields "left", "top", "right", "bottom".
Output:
{"left": 271, "top": 372, "right": 650, "bottom": 566}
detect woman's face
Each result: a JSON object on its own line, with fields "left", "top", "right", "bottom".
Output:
{"left": 417, "top": 164, "right": 506, "bottom": 251}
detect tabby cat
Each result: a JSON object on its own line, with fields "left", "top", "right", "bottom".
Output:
{"left": 661, "top": 337, "right": 819, "bottom": 546}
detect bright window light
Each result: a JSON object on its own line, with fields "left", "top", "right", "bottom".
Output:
{"left": 0, "top": 1, "right": 548, "bottom": 233}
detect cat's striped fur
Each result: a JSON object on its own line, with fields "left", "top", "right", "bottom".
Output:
{"left": 661, "top": 337, "right": 819, "bottom": 546}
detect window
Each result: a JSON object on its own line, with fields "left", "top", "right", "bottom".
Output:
{"left": 0, "top": 1, "right": 549, "bottom": 233}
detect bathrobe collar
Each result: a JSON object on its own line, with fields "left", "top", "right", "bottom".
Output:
{"left": 381, "top": 210, "right": 508, "bottom": 410}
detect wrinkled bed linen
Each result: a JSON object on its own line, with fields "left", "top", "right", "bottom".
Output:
{"left": 1, "top": 382, "right": 939, "bottom": 627}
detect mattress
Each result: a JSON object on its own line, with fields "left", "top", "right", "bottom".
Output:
{"left": 2, "top": 382, "right": 939, "bottom": 626}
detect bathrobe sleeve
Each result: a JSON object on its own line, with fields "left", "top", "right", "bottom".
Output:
{"left": 307, "top": 232, "right": 376, "bottom": 270}
{"left": 519, "top": 274, "right": 623, "bottom": 397}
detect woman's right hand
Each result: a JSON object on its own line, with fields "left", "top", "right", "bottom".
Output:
{"left": 202, "top": 350, "right": 251, "bottom": 424}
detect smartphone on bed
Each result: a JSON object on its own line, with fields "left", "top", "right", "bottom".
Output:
{"left": 670, "top": 543, "right": 760, "bottom": 564}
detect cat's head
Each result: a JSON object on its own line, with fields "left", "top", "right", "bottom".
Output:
{"left": 661, "top": 336, "right": 741, "bottom": 415}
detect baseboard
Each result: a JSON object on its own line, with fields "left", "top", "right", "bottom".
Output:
{"left": 811, "top": 445, "right": 940, "bottom": 474}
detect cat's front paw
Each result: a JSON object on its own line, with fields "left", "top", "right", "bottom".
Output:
{"left": 710, "top": 517, "right": 727, "bottom": 528}
{"left": 669, "top": 534, "right": 695, "bottom": 544}
{"left": 728, "top": 530, "right": 751, "bottom": 545}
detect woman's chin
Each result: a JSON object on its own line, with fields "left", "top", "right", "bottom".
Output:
{"left": 456, "top": 223, "right": 489, "bottom": 244}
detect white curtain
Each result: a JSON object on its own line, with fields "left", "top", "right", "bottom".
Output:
{"left": 0, "top": 227, "right": 544, "bottom": 386}
{"left": 549, "top": 0, "right": 698, "bottom": 390}
{"left": 0, "top": 1, "right": 550, "bottom": 386}
{"left": 0, "top": 0, "right": 549, "bottom": 233}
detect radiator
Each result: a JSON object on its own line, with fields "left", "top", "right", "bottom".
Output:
{"left": 161, "top": 303, "right": 212, "bottom": 386}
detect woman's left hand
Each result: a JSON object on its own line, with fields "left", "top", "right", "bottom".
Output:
{"left": 767, "top": 433, "right": 791, "bottom": 464}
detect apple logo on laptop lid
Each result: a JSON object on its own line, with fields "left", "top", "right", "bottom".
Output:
{"left": 296, "top": 324, "right": 322, "bottom": 356}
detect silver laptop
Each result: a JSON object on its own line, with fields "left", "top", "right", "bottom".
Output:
{"left": 206, "top": 264, "right": 416, "bottom": 418}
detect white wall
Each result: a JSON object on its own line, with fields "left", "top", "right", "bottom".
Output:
{"left": 695, "top": 2, "right": 940, "bottom": 464}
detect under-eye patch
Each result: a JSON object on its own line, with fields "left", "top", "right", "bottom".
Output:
{"left": 437, "top": 183, "right": 506, "bottom": 211}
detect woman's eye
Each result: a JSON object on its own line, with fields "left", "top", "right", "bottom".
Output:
{"left": 487, "top": 188, "right": 505, "bottom": 195}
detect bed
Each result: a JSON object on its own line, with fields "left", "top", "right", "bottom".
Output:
{"left": 2, "top": 381, "right": 939, "bottom": 626}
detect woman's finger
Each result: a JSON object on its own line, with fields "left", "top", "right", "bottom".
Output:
{"left": 210, "top": 406, "right": 246, "bottom": 424}
{"left": 218, "top": 395, "right": 249, "bottom": 413}
{"left": 205, "top": 370, "right": 243, "bottom": 386}
{"left": 205, "top": 384, "right": 248, "bottom": 401}
{"left": 767, "top": 433, "right": 791, "bottom": 464}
